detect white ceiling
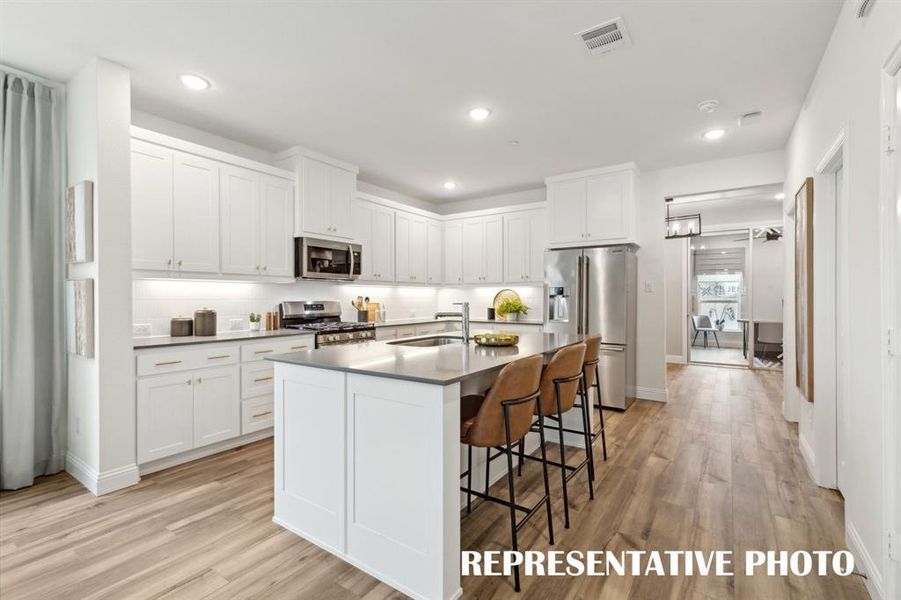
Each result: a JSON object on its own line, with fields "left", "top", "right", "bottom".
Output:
{"left": 1, "top": 1, "right": 840, "bottom": 201}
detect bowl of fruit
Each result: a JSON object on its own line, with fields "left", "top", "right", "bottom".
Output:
{"left": 474, "top": 332, "right": 519, "bottom": 347}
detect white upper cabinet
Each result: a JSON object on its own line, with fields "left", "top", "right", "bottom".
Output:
{"left": 354, "top": 198, "right": 394, "bottom": 282}
{"left": 259, "top": 175, "right": 295, "bottom": 277}
{"left": 395, "top": 210, "right": 428, "bottom": 283}
{"left": 131, "top": 140, "right": 174, "bottom": 271}
{"left": 426, "top": 218, "right": 442, "bottom": 284}
{"left": 444, "top": 220, "right": 463, "bottom": 284}
{"left": 546, "top": 163, "right": 639, "bottom": 246}
{"left": 503, "top": 209, "right": 547, "bottom": 283}
{"left": 462, "top": 216, "right": 503, "bottom": 284}
{"left": 131, "top": 130, "right": 295, "bottom": 280}
{"left": 277, "top": 150, "right": 359, "bottom": 240}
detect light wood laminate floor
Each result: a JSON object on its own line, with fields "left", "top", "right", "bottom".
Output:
{"left": 0, "top": 365, "right": 868, "bottom": 599}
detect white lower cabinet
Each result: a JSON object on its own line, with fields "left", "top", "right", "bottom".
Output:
{"left": 193, "top": 366, "right": 241, "bottom": 448}
{"left": 242, "top": 395, "right": 274, "bottom": 434}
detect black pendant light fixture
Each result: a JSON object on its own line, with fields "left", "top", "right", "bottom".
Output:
{"left": 664, "top": 197, "right": 701, "bottom": 238}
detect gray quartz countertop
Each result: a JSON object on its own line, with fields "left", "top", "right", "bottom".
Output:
{"left": 373, "top": 317, "right": 544, "bottom": 328}
{"left": 266, "top": 332, "right": 584, "bottom": 385}
{"left": 133, "top": 328, "right": 312, "bottom": 349}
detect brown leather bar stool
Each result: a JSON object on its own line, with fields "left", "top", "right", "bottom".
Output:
{"left": 581, "top": 335, "right": 608, "bottom": 462}
{"left": 518, "top": 343, "right": 590, "bottom": 529}
{"left": 459, "top": 354, "right": 553, "bottom": 593}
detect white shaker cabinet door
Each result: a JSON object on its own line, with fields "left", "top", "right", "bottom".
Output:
{"left": 353, "top": 200, "right": 376, "bottom": 280}
{"left": 585, "top": 172, "right": 629, "bottom": 242}
{"left": 548, "top": 179, "right": 586, "bottom": 244}
{"left": 408, "top": 215, "right": 428, "bottom": 283}
{"left": 395, "top": 211, "right": 412, "bottom": 282}
{"left": 443, "top": 221, "right": 463, "bottom": 284}
{"left": 302, "top": 157, "right": 332, "bottom": 236}
{"left": 193, "top": 365, "right": 240, "bottom": 449}
{"left": 131, "top": 140, "right": 174, "bottom": 271}
{"left": 482, "top": 215, "right": 504, "bottom": 284}
{"left": 137, "top": 372, "right": 194, "bottom": 464}
{"left": 173, "top": 151, "right": 220, "bottom": 273}
{"left": 504, "top": 213, "right": 528, "bottom": 282}
{"left": 220, "top": 165, "right": 260, "bottom": 276}
{"left": 260, "top": 175, "right": 295, "bottom": 277}
{"left": 426, "top": 219, "right": 442, "bottom": 284}
{"left": 329, "top": 167, "right": 355, "bottom": 238}
{"left": 372, "top": 204, "right": 395, "bottom": 281}
{"left": 462, "top": 218, "right": 484, "bottom": 284}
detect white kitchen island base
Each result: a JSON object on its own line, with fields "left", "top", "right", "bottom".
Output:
{"left": 273, "top": 363, "right": 462, "bottom": 600}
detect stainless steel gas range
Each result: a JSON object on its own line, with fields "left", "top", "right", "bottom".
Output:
{"left": 279, "top": 300, "right": 375, "bottom": 347}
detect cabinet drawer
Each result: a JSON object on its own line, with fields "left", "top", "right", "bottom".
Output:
{"left": 242, "top": 361, "right": 274, "bottom": 399}
{"left": 136, "top": 348, "right": 198, "bottom": 376}
{"left": 375, "top": 327, "right": 397, "bottom": 340}
{"left": 395, "top": 326, "right": 416, "bottom": 339}
{"left": 241, "top": 336, "right": 313, "bottom": 362}
{"left": 414, "top": 323, "right": 446, "bottom": 336}
{"left": 197, "top": 345, "right": 239, "bottom": 368}
{"left": 242, "top": 396, "right": 274, "bottom": 434}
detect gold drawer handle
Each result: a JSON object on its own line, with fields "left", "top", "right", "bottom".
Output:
{"left": 252, "top": 410, "right": 273, "bottom": 419}
{"left": 155, "top": 360, "right": 182, "bottom": 366}
{"left": 290, "top": 345, "right": 309, "bottom": 350}
{"left": 254, "top": 349, "right": 274, "bottom": 355}
{"left": 254, "top": 375, "right": 274, "bottom": 383}
{"left": 208, "top": 354, "right": 231, "bottom": 359}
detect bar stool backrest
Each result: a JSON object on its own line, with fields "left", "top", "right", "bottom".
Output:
{"left": 538, "top": 343, "right": 587, "bottom": 416}
{"left": 582, "top": 335, "right": 602, "bottom": 390}
{"left": 467, "top": 354, "right": 544, "bottom": 448}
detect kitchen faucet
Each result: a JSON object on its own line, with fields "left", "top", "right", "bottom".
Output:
{"left": 435, "top": 301, "right": 470, "bottom": 344}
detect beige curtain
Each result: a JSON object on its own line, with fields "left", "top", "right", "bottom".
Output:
{"left": 0, "top": 70, "right": 67, "bottom": 489}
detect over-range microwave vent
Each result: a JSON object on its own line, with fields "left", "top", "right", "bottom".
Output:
{"left": 576, "top": 17, "right": 632, "bottom": 56}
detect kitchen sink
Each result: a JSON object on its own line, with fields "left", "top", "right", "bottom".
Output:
{"left": 387, "top": 335, "right": 462, "bottom": 347}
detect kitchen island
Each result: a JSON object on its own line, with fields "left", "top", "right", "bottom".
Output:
{"left": 267, "top": 332, "right": 584, "bottom": 600}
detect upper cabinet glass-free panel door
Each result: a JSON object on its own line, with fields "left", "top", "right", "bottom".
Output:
{"left": 482, "top": 215, "right": 504, "bottom": 283}
{"left": 173, "top": 151, "right": 220, "bottom": 273}
{"left": 548, "top": 179, "right": 586, "bottom": 244}
{"left": 302, "top": 157, "right": 332, "bottom": 236}
{"left": 260, "top": 175, "right": 295, "bottom": 277}
{"left": 131, "top": 140, "right": 174, "bottom": 271}
{"left": 585, "top": 172, "right": 630, "bottom": 242}
{"left": 462, "top": 218, "right": 484, "bottom": 283}
{"left": 220, "top": 165, "right": 260, "bottom": 276}
{"left": 329, "top": 167, "right": 355, "bottom": 239}
{"left": 408, "top": 215, "right": 428, "bottom": 283}
{"left": 504, "top": 213, "right": 528, "bottom": 282}
{"left": 395, "top": 211, "right": 412, "bottom": 282}
{"left": 371, "top": 204, "right": 395, "bottom": 281}
{"left": 444, "top": 221, "right": 463, "bottom": 284}
{"left": 426, "top": 219, "right": 442, "bottom": 284}
{"left": 353, "top": 200, "right": 376, "bottom": 280}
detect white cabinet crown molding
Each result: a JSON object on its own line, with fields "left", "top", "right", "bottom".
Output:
{"left": 131, "top": 126, "right": 294, "bottom": 180}
{"left": 357, "top": 190, "right": 546, "bottom": 222}
{"left": 274, "top": 145, "right": 359, "bottom": 174}
{"left": 544, "top": 161, "right": 639, "bottom": 184}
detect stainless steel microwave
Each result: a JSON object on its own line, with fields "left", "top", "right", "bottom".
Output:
{"left": 294, "top": 237, "right": 362, "bottom": 281}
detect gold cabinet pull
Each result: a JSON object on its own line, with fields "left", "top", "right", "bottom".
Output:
{"left": 290, "top": 345, "right": 309, "bottom": 350}
{"left": 254, "top": 349, "right": 273, "bottom": 355}
{"left": 252, "top": 410, "right": 273, "bottom": 419}
{"left": 208, "top": 354, "right": 231, "bottom": 359}
{"left": 254, "top": 375, "right": 274, "bottom": 383}
{"left": 156, "top": 360, "right": 182, "bottom": 366}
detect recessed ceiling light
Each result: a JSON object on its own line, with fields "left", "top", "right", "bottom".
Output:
{"left": 774, "top": 192, "right": 785, "bottom": 200}
{"left": 468, "top": 107, "right": 491, "bottom": 121}
{"left": 180, "top": 74, "right": 210, "bottom": 90}
{"left": 443, "top": 181, "right": 457, "bottom": 190}
{"left": 697, "top": 99, "right": 719, "bottom": 113}
{"left": 703, "top": 128, "right": 726, "bottom": 141}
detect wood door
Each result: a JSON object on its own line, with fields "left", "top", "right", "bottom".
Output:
{"left": 585, "top": 172, "right": 629, "bottom": 242}
{"left": 482, "top": 215, "right": 504, "bottom": 283}
{"left": 193, "top": 366, "right": 240, "bottom": 448}
{"left": 173, "top": 151, "right": 220, "bottom": 273}
{"left": 137, "top": 372, "right": 194, "bottom": 463}
{"left": 131, "top": 140, "right": 174, "bottom": 271}
{"left": 443, "top": 221, "right": 463, "bottom": 284}
{"left": 462, "top": 218, "right": 484, "bottom": 283}
{"left": 220, "top": 165, "right": 260, "bottom": 276}
{"left": 260, "top": 175, "right": 295, "bottom": 277}
{"left": 302, "top": 157, "right": 331, "bottom": 236}
{"left": 548, "top": 179, "right": 586, "bottom": 244}
{"left": 329, "top": 167, "right": 355, "bottom": 238}
{"left": 426, "top": 219, "right": 442, "bottom": 284}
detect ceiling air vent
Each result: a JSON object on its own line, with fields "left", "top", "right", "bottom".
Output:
{"left": 576, "top": 17, "right": 632, "bottom": 56}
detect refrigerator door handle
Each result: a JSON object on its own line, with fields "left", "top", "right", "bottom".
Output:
{"left": 576, "top": 255, "right": 583, "bottom": 335}
{"left": 599, "top": 345, "right": 625, "bottom": 352}
{"left": 584, "top": 255, "right": 590, "bottom": 334}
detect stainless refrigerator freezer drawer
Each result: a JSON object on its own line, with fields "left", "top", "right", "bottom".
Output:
{"left": 598, "top": 344, "right": 633, "bottom": 410}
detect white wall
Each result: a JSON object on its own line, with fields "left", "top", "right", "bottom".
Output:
{"left": 782, "top": 1, "right": 901, "bottom": 596}
{"left": 641, "top": 150, "right": 786, "bottom": 393}
{"left": 435, "top": 187, "right": 545, "bottom": 215}
{"left": 65, "top": 58, "right": 137, "bottom": 494}
{"left": 664, "top": 238, "right": 686, "bottom": 361}
{"left": 356, "top": 180, "right": 439, "bottom": 213}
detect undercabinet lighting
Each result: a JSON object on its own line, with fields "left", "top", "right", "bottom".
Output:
{"left": 180, "top": 74, "right": 211, "bottom": 90}
{"left": 775, "top": 192, "right": 785, "bottom": 200}
{"left": 702, "top": 128, "right": 726, "bottom": 141}
{"left": 444, "top": 181, "right": 457, "bottom": 190}
{"left": 468, "top": 107, "right": 491, "bottom": 121}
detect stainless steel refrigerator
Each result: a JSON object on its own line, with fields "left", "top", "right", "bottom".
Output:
{"left": 544, "top": 245, "right": 637, "bottom": 410}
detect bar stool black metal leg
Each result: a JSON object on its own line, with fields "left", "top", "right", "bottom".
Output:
{"left": 535, "top": 403, "right": 555, "bottom": 546}
{"left": 517, "top": 439, "right": 524, "bottom": 476}
{"left": 579, "top": 377, "right": 595, "bottom": 500}
{"left": 554, "top": 381, "right": 570, "bottom": 529}
{"left": 485, "top": 447, "right": 490, "bottom": 495}
{"left": 592, "top": 365, "right": 608, "bottom": 461}
{"left": 466, "top": 444, "right": 473, "bottom": 514}
{"left": 502, "top": 406, "right": 521, "bottom": 592}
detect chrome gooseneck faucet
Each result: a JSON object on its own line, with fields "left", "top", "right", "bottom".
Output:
{"left": 435, "top": 301, "right": 470, "bottom": 344}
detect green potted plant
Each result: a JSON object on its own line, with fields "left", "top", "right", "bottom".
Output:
{"left": 496, "top": 298, "right": 528, "bottom": 321}
{"left": 249, "top": 313, "right": 262, "bottom": 331}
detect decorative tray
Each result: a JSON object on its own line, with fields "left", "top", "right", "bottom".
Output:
{"left": 474, "top": 333, "right": 519, "bottom": 347}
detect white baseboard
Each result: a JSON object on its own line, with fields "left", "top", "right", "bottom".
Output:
{"left": 798, "top": 432, "right": 817, "bottom": 482}
{"left": 634, "top": 386, "right": 667, "bottom": 402}
{"left": 665, "top": 354, "right": 686, "bottom": 364}
{"left": 847, "top": 520, "right": 883, "bottom": 600}
{"left": 138, "top": 428, "right": 273, "bottom": 476}
{"left": 66, "top": 452, "right": 140, "bottom": 496}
